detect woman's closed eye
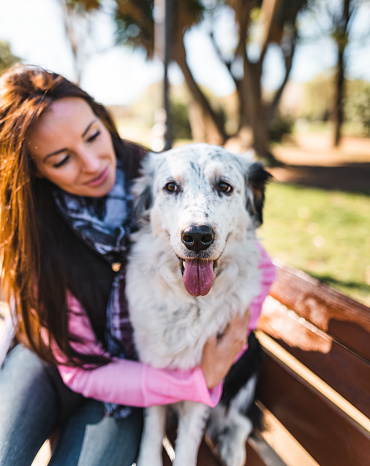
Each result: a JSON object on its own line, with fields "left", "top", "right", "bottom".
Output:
{"left": 86, "top": 130, "right": 100, "bottom": 143}
{"left": 53, "top": 154, "right": 70, "bottom": 168}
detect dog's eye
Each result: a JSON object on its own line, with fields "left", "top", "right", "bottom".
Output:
{"left": 218, "top": 182, "right": 233, "bottom": 194}
{"left": 164, "top": 182, "right": 178, "bottom": 193}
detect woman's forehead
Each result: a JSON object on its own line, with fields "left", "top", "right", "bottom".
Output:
{"left": 40, "top": 97, "right": 94, "bottom": 127}
{"left": 27, "top": 98, "right": 96, "bottom": 156}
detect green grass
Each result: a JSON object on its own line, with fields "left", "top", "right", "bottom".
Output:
{"left": 259, "top": 183, "right": 370, "bottom": 306}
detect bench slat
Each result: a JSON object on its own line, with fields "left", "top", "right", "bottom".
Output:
{"left": 162, "top": 449, "right": 172, "bottom": 466}
{"left": 245, "top": 440, "right": 270, "bottom": 466}
{"left": 165, "top": 423, "right": 222, "bottom": 465}
{"left": 258, "top": 350, "right": 370, "bottom": 466}
{"left": 259, "top": 296, "right": 370, "bottom": 417}
{"left": 197, "top": 441, "right": 222, "bottom": 465}
{"left": 270, "top": 265, "right": 370, "bottom": 361}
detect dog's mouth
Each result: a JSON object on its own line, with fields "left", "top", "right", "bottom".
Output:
{"left": 178, "top": 257, "right": 217, "bottom": 297}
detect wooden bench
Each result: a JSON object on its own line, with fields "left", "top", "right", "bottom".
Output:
{"left": 3, "top": 262, "right": 369, "bottom": 465}
{"left": 162, "top": 263, "right": 370, "bottom": 465}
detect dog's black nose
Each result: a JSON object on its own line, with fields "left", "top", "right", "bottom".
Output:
{"left": 181, "top": 225, "right": 215, "bottom": 252}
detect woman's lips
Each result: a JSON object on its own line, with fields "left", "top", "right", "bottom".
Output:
{"left": 85, "top": 166, "right": 109, "bottom": 186}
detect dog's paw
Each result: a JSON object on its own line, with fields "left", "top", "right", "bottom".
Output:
{"left": 219, "top": 440, "right": 246, "bottom": 466}
{"left": 215, "top": 426, "right": 247, "bottom": 466}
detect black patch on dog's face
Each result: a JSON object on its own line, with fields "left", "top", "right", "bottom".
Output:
{"left": 132, "top": 153, "right": 156, "bottom": 219}
{"left": 246, "top": 163, "right": 273, "bottom": 227}
{"left": 133, "top": 184, "right": 152, "bottom": 218}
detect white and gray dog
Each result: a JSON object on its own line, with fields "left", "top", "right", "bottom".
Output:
{"left": 126, "top": 143, "right": 271, "bottom": 466}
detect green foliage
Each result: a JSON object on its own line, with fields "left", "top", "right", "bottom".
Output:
{"left": 170, "top": 100, "right": 192, "bottom": 140}
{"left": 302, "top": 71, "right": 334, "bottom": 121}
{"left": 269, "top": 113, "right": 294, "bottom": 142}
{"left": 0, "top": 41, "right": 19, "bottom": 75}
{"left": 260, "top": 183, "right": 370, "bottom": 305}
{"left": 115, "top": 0, "right": 154, "bottom": 56}
{"left": 301, "top": 73, "right": 370, "bottom": 136}
{"left": 114, "top": 0, "right": 205, "bottom": 57}
{"left": 345, "top": 80, "right": 370, "bottom": 136}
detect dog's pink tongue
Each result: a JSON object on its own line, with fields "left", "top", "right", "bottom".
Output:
{"left": 183, "top": 259, "right": 214, "bottom": 297}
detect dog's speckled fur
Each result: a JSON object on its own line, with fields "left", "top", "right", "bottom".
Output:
{"left": 126, "top": 144, "right": 270, "bottom": 466}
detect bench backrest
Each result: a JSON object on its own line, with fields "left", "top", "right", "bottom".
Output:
{"left": 257, "top": 263, "right": 370, "bottom": 466}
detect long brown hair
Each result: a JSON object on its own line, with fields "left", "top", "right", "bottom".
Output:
{"left": 0, "top": 64, "right": 121, "bottom": 366}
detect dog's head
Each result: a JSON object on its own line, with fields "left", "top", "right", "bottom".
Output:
{"left": 132, "top": 143, "right": 272, "bottom": 297}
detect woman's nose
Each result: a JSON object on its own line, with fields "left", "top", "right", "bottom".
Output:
{"left": 79, "top": 150, "right": 100, "bottom": 173}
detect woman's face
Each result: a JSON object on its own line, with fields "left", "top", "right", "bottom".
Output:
{"left": 28, "top": 97, "right": 116, "bottom": 197}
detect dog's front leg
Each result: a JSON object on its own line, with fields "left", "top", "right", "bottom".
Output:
{"left": 173, "top": 401, "right": 210, "bottom": 466}
{"left": 136, "top": 405, "right": 166, "bottom": 466}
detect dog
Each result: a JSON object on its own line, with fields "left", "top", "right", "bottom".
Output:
{"left": 125, "top": 143, "right": 271, "bottom": 466}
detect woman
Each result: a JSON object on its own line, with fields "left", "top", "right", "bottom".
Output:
{"left": 0, "top": 64, "right": 276, "bottom": 465}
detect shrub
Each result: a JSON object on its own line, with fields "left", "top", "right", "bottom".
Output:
{"left": 345, "top": 81, "right": 370, "bottom": 136}
{"left": 170, "top": 99, "right": 192, "bottom": 140}
{"left": 269, "top": 113, "right": 294, "bottom": 142}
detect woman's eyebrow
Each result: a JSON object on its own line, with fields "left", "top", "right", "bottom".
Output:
{"left": 43, "top": 120, "right": 97, "bottom": 162}
{"left": 81, "top": 119, "right": 97, "bottom": 138}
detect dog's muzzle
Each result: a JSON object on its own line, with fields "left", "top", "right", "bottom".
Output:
{"left": 179, "top": 225, "right": 216, "bottom": 297}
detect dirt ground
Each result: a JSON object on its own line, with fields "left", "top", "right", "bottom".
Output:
{"left": 268, "top": 133, "right": 370, "bottom": 192}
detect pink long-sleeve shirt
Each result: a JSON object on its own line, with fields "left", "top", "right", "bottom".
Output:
{"left": 55, "top": 242, "right": 276, "bottom": 409}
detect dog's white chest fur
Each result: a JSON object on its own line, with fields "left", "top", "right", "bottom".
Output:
{"left": 126, "top": 227, "right": 261, "bottom": 369}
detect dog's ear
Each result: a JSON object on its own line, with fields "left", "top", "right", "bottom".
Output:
{"left": 131, "top": 153, "right": 155, "bottom": 219}
{"left": 245, "top": 162, "right": 273, "bottom": 227}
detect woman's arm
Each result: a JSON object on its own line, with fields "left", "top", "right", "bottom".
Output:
{"left": 53, "top": 294, "right": 222, "bottom": 408}
{"left": 54, "top": 243, "right": 275, "bottom": 408}
{"left": 249, "top": 241, "right": 276, "bottom": 330}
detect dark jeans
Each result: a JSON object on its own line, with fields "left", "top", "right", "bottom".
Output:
{"left": 0, "top": 345, "right": 143, "bottom": 465}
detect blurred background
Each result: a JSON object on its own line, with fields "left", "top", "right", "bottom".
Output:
{"left": 0, "top": 0, "right": 369, "bottom": 305}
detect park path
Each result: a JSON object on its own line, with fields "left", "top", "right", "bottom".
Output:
{"left": 269, "top": 133, "right": 370, "bottom": 192}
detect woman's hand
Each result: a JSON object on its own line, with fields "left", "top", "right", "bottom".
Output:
{"left": 200, "top": 310, "right": 250, "bottom": 389}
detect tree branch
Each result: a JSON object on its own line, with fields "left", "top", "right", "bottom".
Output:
{"left": 268, "top": 26, "right": 298, "bottom": 123}
{"left": 259, "top": 0, "right": 282, "bottom": 64}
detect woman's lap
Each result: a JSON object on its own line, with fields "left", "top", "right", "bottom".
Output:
{"left": 0, "top": 345, "right": 143, "bottom": 466}
{"left": 0, "top": 344, "right": 61, "bottom": 464}
{"left": 50, "top": 400, "right": 143, "bottom": 466}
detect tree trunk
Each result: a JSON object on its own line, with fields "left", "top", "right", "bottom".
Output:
{"left": 173, "top": 38, "right": 227, "bottom": 144}
{"left": 333, "top": 46, "right": 345, "bottom": 147}
{"left": 333, "top": 0, "right": 351, "bottom": 147}
{"left": 240, "top": 59, "right": 276, "bottom": 164}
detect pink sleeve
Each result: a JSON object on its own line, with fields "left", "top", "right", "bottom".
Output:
{"left": 249, "top": 241, "right": 276, "bottom": 330}
{"left": 54, "top": 294, "right": 222, "bottom": 408}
